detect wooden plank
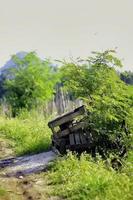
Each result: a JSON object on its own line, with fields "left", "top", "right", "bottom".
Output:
{"left": 80, "top": 134, "right": 87, "bottom": 144}
{"left": 58, "top": 122, "right": 87, "bottom": 137}
{"left": 58, "top": 129, "right": 70, "bottom": 137}
{"left": 74, "top": 133, "right": 81, "bottom": 145}
{"left": 50, "top": 127, "right": 55, "bottom": 134}
{"left": 48, "top": 105, "right": 85, "bottom": 128}
{"left": 71, "top": 122, "right": 87, "bottom": 132}
{"left": 69, "top": 134, "right": 75, "bottom": 145}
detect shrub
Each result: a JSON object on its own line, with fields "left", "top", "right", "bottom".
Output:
{"left": 60, "top": 50, "right": 133, "bottom": 157}
{"left": 48, "top": 153, "right": 133, "bottom": 200}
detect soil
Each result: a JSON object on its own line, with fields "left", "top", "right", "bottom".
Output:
{"left": 0, "top": 138, "right": 62, "bottom": 200}
{"left": 0, "top": 138, "right": 14, "bottom": 159}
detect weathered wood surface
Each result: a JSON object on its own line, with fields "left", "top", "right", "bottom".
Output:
{"left": 69, "top": 133, "right": 88, "bottom": 146}
{"left": 48, "top": 105, "right": 85, "bottom": 128}
{"left": 75, "top": 133, "right": 81, "bottom": 145}
{"left": 80, "top": 134, "right": 87, "bottom": 144}
{"left": 54, "top": 121, "right": 88, "bottom": 138}
{"left": 48, "top": 105, "right": 90, "bottom": 154}
{"left": 69, "top": 134, "right": 75, "bottom": 145}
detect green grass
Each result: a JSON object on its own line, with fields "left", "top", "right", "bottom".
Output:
{"left": 0, "top": 187, "right": 6, "bottom": 196}
{"left": 0, "top": 110, "right": 52, "bottom": 155}
{"left": 0, "top": 110, "right": 132, "bottom": 200}
{"left": 48, "top": 153, "right": 133, "bottom": 200}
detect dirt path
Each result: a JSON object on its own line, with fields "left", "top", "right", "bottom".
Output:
{"left": 0, "top": 173, "right": 61, "bottom": 200}
{"left": 0, "top": 138, "right": 61, "bottom": 200}
{"left": 0, "top": 150, "right": 57, "bottom": 177}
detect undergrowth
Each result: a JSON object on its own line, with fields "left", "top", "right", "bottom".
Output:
{"left": 0, "top": 109, "right": 132, "bottom": 200}
{"left": 0, "top": 110, "right": 52, "bottom": 155}
{"left": 48, "top": 152, "right": 133, "bottom": 200}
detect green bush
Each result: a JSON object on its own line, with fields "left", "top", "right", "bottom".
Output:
{"left": 48, "top": 153, "right": 133, "bottom": 200}
{"left": 122, "top": 150, "right": 133, "bottom": 179}
{"left": 4, "top": 52, "right": 59, "bottom": 116}
{"left": 60, "top": 50, "right": 133, "bottom": 156}
{"left": 0, "top": 110, "right": 52, "bottom": 155}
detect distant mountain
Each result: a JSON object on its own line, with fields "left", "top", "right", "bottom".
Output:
{"left": 0, "top": 51, "right": 27, "bottom": 76}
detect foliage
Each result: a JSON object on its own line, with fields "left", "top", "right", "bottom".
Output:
{"left": 4, "top": 52, "right": 59, "bottom": 116}
{"left": 120, "top": 71, "right": 133, "bottom": 85}
{"left": 122, "top": 150, "right": 133, "bottom": 178}
{"left": 0, "top": 75, "right": 6, "bottom": 98}
{"left": 0, "top": 110, "right": 52, "bottom": 155}
{"left": 48, "top": 152, "right": 133, "bottom": 200}
{"left": 0, "top": 50, "right": 132, "bottom": 200}
{"left": 60, "top": 50, "right": 133, "bottom": 156}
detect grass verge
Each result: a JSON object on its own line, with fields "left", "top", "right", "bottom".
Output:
{"left": 48, "top": 152, "right": 133, "bottom": 200}
{"left": 0, "top": 110, "right": 52, "bottom": 155}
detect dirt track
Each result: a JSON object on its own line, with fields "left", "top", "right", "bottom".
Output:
{"left": 0, "top": 138, "right": 61, "bottom": 200}
{"left": 0, "top": 150, "right": 57, "bottom": 177}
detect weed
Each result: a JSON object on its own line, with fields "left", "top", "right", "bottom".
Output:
{"left": 48, "top": 153, "right": 133, "bottom": 200}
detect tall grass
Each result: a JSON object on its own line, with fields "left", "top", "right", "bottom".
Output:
{"left": 0, "top": 109, "right": 52, "bottom": 155}
{"left": 48, "top": 153, "right": 133, "bottom": 200}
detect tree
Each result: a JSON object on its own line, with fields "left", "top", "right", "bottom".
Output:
{"left": 4, "top": 52, "right": 59, "bottom": 115}
{"left": 60, "top": 50, "right": 133, "bottom": 156}
{"left": 120, "top": 71, "right": 133, "bottom": 85}
{"left": 0, "top": 74, "right": 6, "bottom": 98}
